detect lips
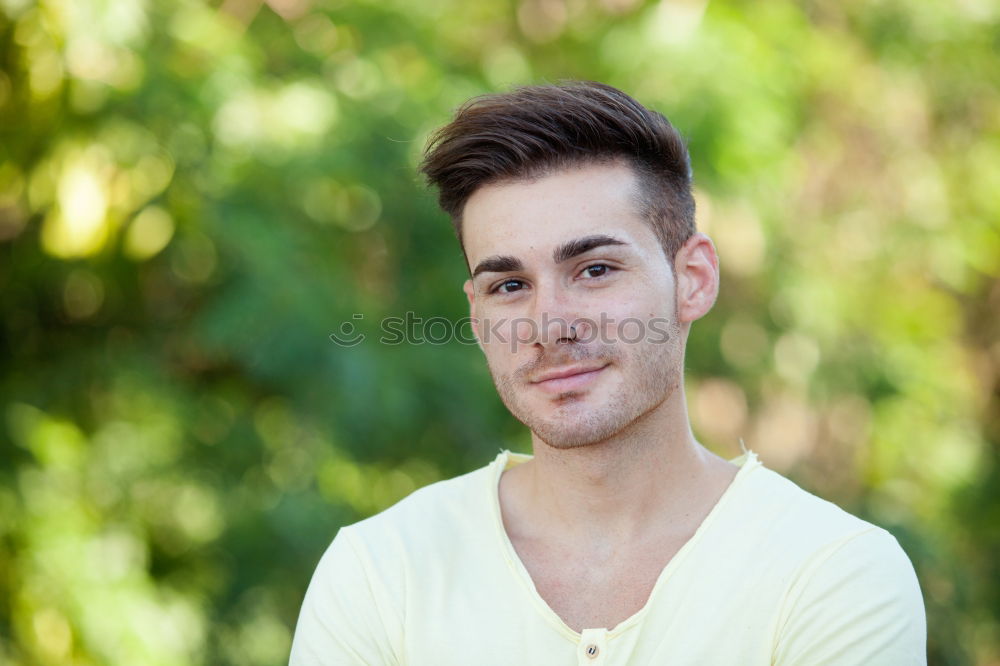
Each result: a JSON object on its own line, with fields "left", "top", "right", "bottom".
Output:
{"left": 530, "top": 363, "right": 609, "bottom": 393}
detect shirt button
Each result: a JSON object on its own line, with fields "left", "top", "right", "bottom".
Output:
{"left": 585, "top": 644, "right": 600, "bottom": 658}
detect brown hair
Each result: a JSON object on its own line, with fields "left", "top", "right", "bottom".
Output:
{"left": 419, "top": 81, "right": 695, "bottom": 263}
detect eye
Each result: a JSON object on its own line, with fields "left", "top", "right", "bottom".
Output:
{"left": 580, "top": 263, "right": 613, "bottom": 279}
{"left": 490, "top": 278, "right": 526, "bottom": 295}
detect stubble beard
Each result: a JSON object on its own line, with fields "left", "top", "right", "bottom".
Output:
{"left": 490, "top": 320, "right": 684, "bottom": 450}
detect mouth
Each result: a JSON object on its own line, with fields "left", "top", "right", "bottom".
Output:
{"left": 529, "top": 363, "right": 609, "bottom": 394}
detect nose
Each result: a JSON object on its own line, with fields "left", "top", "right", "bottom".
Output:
{"left": 523, "top": 280, "right": 582, "bottom": 349}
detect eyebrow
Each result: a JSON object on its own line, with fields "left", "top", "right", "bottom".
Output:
{"left": 472, "top": 234, "right": 629, "bottom": 278}
{"left": 472, "top": 255, "right": 524, "bottom": 278}
{"left": 552, "top": 234, "right": 627, "bottom": 264}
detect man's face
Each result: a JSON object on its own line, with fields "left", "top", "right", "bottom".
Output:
{"left": 461, "top": 160, "right": 717, "bottom": 449}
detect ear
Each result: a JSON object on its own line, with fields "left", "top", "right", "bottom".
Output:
{"left": 463, "top": 279, "right": 484, "bottom": 352}
{"left": 674, "top": 232, "right": 719, "bottom": 323}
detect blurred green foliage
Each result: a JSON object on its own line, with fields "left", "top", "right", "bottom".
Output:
{"left": 0, "top": 0, "right": 998, "bottom": 663}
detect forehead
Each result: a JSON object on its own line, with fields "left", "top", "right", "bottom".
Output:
{"left": 460, "top": 161, "right": 661, "bottom": 266}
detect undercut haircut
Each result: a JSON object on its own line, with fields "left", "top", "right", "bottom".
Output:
{"left": 419, "top": 81, "right": 696, "bottom": 266}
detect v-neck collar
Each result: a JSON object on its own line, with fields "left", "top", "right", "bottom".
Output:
{"left": 487, "top": 447, "right": 762, "bottom": 641}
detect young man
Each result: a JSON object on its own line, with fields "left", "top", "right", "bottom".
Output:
{"left": 290, "top": 82, "right": 926, "bottom": 665}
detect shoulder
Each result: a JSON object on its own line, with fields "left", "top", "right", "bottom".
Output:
{"left": 293, "top": 456, "right": 501, "bottom": 658}
{"left": 336, "top": 455, "right": 500, "bottom": 574}
{"left": 735, "top": 464, "right": 887, "bottom": 559}
{"left": 351, "top": 457, "right": 496, "bottom": 536}
{"left": 732, "top": 464, "right": 926, "bottom": 663}
{"left": 770, "top": 525, "right": 927, "bottom": 664}
{"left": 723, "top": 461, "right": 924, "bottom": 615}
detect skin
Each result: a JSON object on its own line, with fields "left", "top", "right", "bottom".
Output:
{"left": 461, "top": 160, "right": 740, "bottom": 631}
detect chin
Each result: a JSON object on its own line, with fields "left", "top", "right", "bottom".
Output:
{"left": 520, "top": 394, "right": 640, "bottom": 450}
{"left": 531, "top": 415, "right": 630, "bottom": 449}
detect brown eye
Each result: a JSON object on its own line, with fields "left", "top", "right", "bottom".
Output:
{"left": 582, "top": 264, "right": 611, "bottom": 278}
{"left": 493, "top": 279, "right": 525, "bottom": 294}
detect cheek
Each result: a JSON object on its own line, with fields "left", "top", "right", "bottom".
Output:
{"left": 480, "top": 326, "right": 536, "bottom": 369}
{"left": 477, "top": 316, "right": 537, "bottom": 351}
{"left": 577, "top": 299, "right": 655, "bottom": 345}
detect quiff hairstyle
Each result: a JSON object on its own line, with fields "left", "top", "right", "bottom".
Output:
{"left": 419, "top": 81, "right": 696, "bottom": 266}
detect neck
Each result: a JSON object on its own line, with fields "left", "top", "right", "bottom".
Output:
{"left": 512, "top": 388, "right": 736, "bottom": 547}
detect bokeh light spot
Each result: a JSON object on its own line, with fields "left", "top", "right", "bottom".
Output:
{"left": 124, "top": 206, "right": 175, "bottom": 261}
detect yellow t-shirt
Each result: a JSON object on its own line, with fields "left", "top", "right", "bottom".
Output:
{"left": 290, "top": 450, "right": 926, "bottom": 665}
